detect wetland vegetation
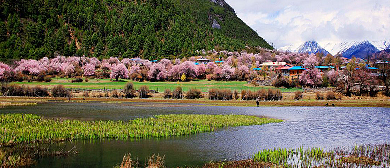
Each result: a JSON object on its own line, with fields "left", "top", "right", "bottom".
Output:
{"left": 218, "top": 144, "right": 390, "bottom": 167}
{"left": 0, "top": 113, "right": 281, "bottom": 144}
{"left": 115, "top": 144, "right": 390, "bottom": 167}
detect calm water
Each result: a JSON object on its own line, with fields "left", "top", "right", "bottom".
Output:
{"left": 1, "top": 102, "right": 389, "bottom": 167}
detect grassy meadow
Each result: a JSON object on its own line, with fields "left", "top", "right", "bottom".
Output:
{"left": 10, "top": 78, "right": 302, "bottom": 92}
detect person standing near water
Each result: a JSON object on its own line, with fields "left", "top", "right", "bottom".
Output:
{"left": 256, "top": 97, "right": 259, "bottom": 107}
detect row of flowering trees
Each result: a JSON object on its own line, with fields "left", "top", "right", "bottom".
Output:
{"left": 0, "top": 50, "right": 384, "bottom": 91}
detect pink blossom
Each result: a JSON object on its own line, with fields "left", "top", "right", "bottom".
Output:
{"left": 15, "top": 59, "right": 47, "bottom": 75}
{"left": 51, "top": 56, "right": 66, "bottom": 64}
{"left": 196, "top": 64, "right": 206, "bottom": 78}
{"left": 121, "top": 58, "right": 132, "bottom": 67}
{"left": 101, "top": 62, "right": 112, "bottom": 70}
{"left": 62, "top": 63, "right": 75, "bottom": 77}
{"left": 254, "top": 54, "right": 265, "bottom": 63}
{"left": 108, "top": 57, "right": 120, "bottom": 65}
{"left": 189, "top": 57, "right": 197, "bottom": 62}
{"left": 167, "top": 65, "right": 181, "bottom": 80}
{"left": 221, "top": 65, "right": 235, "bottom": 80}
{"left": 225, "top": 56, "right": 235, "bottom": 66}
{"left": 327, "top": 69, "right": 339, "bottom": 86}
{"left": 82, "top": 63, "right": 95, "bottom": 76}
{"left": 159, "top": 59, "right": 172, "bottom": 68}
{"left": 148, "top": 63, "right": 167, "bottom": 81}
{"left": 39, "top": 57, "right": 50, "bottom": 65}
{"left": 303, "top": 54, "right": 318, "bottom": 68}
{"left": 213, "top": 66, "right": 222, "bottom": 80}
{"left": 180, "top": 61, "right": 197, "bottom": 79}
{"left": 174, "top": 58, "right": 181, "bottom": 65}
{"left": 66, "top": 56, "right": 81, "bottom": 65}
{"left": 48, "top": 61, "right": 62, "bottom": 73}
{"left": 299, "top": 68, "right": 322, "bottom": 87}
{"left": 206, "top": 62, "right": 218, "bottom": 74}
{"left": 237, "top": 53, "right": 252, "bottom": 66}
{"left": 129, "top": 65, "right": 141, "bottom": 75}
{"left": 0, "top": 62, "right": 11, "bottom": 80}
{"left": 235, "top": 65, "right": 249, "bottom": 80}
{"left": 110, "top": 63, "right": 129, "bottom": 80}
{"left": 89, "top": 57, "right": 101, "bottom": 67}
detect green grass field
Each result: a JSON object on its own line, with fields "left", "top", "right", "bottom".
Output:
{"left": 11, "top": 78, "right": 302, "bottom": 92}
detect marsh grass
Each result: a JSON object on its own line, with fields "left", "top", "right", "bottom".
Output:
{"left": 0, "top": 114, "right": 282, "bottom": 144}
{"left": 0, "top": 143, "right": 76, "bottom": 167}
{"left": 253, "top": 144, "right": 390, "bottom": 167}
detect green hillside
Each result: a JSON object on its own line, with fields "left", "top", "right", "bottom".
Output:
{"left": 0, "top": 0, "right": 272, "bottom": 60}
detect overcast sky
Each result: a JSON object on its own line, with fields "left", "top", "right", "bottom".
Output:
{"left": 224, "top": 0, "right": 390, "bottom": 48}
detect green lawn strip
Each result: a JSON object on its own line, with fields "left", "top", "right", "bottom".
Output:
{"left": 0, "top": 114, "right": 282, "bottom": 144}
{"left": 10, "top": 79, "right": 301, "bottom": 92}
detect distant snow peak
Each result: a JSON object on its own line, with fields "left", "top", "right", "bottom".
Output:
{"left": 296, "top": 41, "right": 330, "bottom": 55}
{"left": 280, "top": 40, "right": 389, "bottom": 59}
{"left": 340, "top": 41, "right": 379, "bottom": 59}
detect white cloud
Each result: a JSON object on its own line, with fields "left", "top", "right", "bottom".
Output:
{"left": 225, "top": 0, "right": 390, "bottom": 48}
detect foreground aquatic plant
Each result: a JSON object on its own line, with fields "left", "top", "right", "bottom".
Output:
{"left": 0, "top": 114, "right": 281, "bottom": 144}
{"left": 252, "top": 144, "right": 390, "bottom": 167}
{"left": 0, "top": 143, "right": 76, "bottom": 167}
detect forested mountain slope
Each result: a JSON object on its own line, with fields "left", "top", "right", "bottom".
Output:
{"left": 0, "top": 0, "right": 272, "bottom": 61}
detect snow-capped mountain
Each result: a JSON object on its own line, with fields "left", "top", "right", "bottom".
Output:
{"left": 280, "top": 41, "right": 330, "bottom": 55}
{"left": 280, "top": 40, "right": 389, "bottom": 59}
{"left": 339, "top": 41, "right": 379, "bottom": 59}
{"left": 371, "top": 40, "right": 390, "bottom": 51}
{"left": 297, "top": 41, "right": 330, "bottom": 55}
{"left": 279, "top": 44, "right": 300, "bottom": 52}
{"left": 322, "top": 42, "right": 358, "bottom": 56}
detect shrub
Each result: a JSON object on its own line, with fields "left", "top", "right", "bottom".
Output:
{"left": 71, "top": 77, "right": 83, "bottom": 83}
{"left": 326, "top": 91, "right": 336, "bottom": 100}
{"left": 111, "top": 90, "right": 119, "bottom": 98}
{"left": 181, "top": 74, "right": 186, "bottom": 81}
{"left": 36, "top": 72, "right": 46, "bottom": 82}
{"left": 185, "top": 88, "right": 203, "bottom": 99}
{"left": 206, "top": 74, "right": 213, "bottom": 81}
{"left": 316, "top": 92, "right": 324, "bottom": 100}
{"left": 272, "top": 75, "right": 291, "bottom": 88}
{"left": 139, "top": 85, "right": 150, "bottom": 98}
{"left": 123, "top": 82, "right": 136, "bottom": 98}
{"left": 1, "top": 84, "right": 26, "bottom": 96}
{"left": 172, "top": 87, "right": 183, "bottom": 99}
{"left": 294, "top": 91, "right": 303, "bottom": 100}
{"left": 31, "top": 86, "right": 49, "bottom": 97}
{"left": 241, "top": 89, "right": 282, "bottom": 101}
{"left": 256, "top": 89, "right": 267, "bottom": 100}
{"left": 267, "top": 89, "right": 282, "bottom": 101}
{"left": 208, "top": 88, "right": 232, "bottom": 100}
{"left": 15, "top": 72, "right": 24, "bottom": 82}
{"left": 241, "top": 90, "right": 256, "bottom": 100}
{"left": 219, "top": 89, "right": 233, "bottom": 100}
{"left": 52, "top": 85, "right": 70, "bottom": 97}
{"left": 104, "top": 91, "right": 109, "bottom": 97}
{"left": 240, "top": 90, "right": 247, "bottom": 100}
{"left": 164, "top": 89, "right": 172, "bottom": 99}
{"left": 233, "top": 90, "right": 239, "bottom": 100}
{"left": 24, "top": 86, "right": 33, "bottom": 96}
{"left": 83, "top": 91, "right": 89, "bottom": 98}
{"left": 44, "top": 76, "right": 52, "bottom": 82}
